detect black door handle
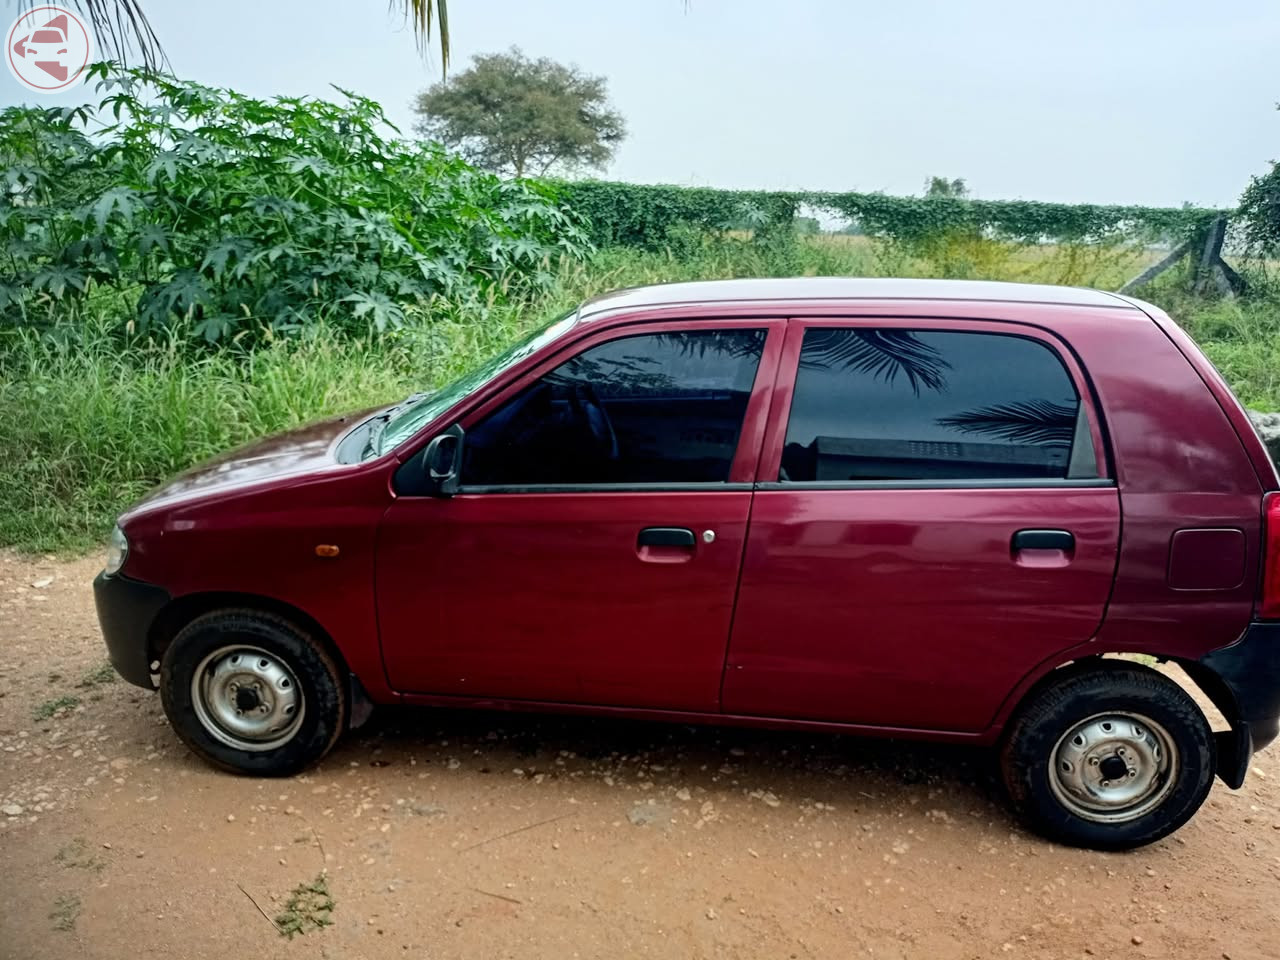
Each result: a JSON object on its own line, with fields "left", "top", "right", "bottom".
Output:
{"left": 1012, "top": 529, "right": 1075, "bottom": 551}
{"left": 638, "top": 527, "right": 696, "bottom": 548}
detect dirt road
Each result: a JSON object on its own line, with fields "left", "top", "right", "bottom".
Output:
{"left": 1, "top": 551, "right": 1278, "bottom": 959}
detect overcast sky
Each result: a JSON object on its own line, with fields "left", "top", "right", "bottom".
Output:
{"left": 3, "top": 0, "right": 1277, "bottom": 207}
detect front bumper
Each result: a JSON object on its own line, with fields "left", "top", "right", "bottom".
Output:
{"left": 93, "top": 571, "right": 170, "bottom": 690}
{"left": 1196, "top": 622, "right": 1280, "bottom": 788}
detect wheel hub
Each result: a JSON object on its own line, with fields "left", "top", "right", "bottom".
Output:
{"left": 1049, "top": 712, "right": 1178, "bottom": 824}
{"left": 190, "top": 645, "right": 304, "bottom": 752}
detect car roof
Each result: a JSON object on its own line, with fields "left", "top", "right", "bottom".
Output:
{"left": 576, "top": 277, "right": 1136, "bottom": 319}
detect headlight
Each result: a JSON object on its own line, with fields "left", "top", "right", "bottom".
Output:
{"left": 104, "top": 525, "right": 129, "bottom": 575}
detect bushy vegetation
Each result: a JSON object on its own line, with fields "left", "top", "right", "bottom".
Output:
{"left": 2, "top": 69, "right": 1277, "bottom": 554}
{"left": 1239, "top": 104, "right": 1280, "bottom": 254}
{"left": 1, "top": 65, "right": 587, "bottom": 345}
{"left": 555, "top": 180, "right": 1221, "bottom": 250}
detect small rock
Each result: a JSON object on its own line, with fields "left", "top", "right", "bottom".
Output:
{"left": 31, "top": 577, "right": 53, "bottom": 588}
{"left": 627, "top": 804, "right": 669, "bottom": 827}
{"left": 675, "top": 788, "right": 692, "bottom": 802}
{"left": 705, "top": 908, "right": 717, "bottom": 920}
{"left": 226, "top": 814, "right": 235, "bottom": 822}
{"left": 1132, "top": 935, "right": 1144, "bottom": 946}
{"left": 761, "top": 792, "right": 780, "bottom": 808}
{"left": 1, "top": 804, "right": 22, "bottom": 817}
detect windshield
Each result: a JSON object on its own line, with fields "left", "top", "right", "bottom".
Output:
{"left": 376, "top": 311, "right": 578, "bottom": 454}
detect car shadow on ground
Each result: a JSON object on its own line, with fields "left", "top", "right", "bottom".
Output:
{"left": 335, "top": 704, "right": 1015, "bottom": 825}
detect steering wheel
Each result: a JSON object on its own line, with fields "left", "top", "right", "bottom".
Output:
{"left": 572, "top": 383, "right": 619, "bottom": 462}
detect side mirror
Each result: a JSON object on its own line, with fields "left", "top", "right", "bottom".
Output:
{"left": 395, "top": 423, "right": 464, "bottom": 497}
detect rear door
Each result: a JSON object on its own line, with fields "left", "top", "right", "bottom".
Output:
{"left": 722, "top": 318, "right": 1120, "bottom": 731}
{"left": 377, "top": 320, "right": 783, "bottom": 711}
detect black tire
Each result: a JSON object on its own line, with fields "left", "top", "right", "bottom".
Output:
{"left": 160, "top": 608, "right": 347, "bottom": 776}
{"left": 1000, "top": 662, "right": 1214, "bottom": 850}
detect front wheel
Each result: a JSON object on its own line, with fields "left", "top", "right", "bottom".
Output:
{"left": 1000, "top": 663, "right": 1215, "bottom": 850}
{"left": 160, "top": 609, "right": 347, "bottom": 776}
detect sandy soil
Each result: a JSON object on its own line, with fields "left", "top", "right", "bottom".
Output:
{"left": 2, "top": 550, "right": 1279, "bottom": 960}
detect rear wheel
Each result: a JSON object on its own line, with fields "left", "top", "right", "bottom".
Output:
{"left": 1000, "top": 663, "right": 1214, "bottom": 849}
{"left": 160, "top": 609, "right": 347, "bottom": 776}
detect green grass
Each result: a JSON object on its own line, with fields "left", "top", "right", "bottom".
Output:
{"left": 77, "top": 662, "right": 117, "bottom": 687}
{"left": 33, "top": 695, "right": 81, "bottom": 720}
{"left": 2, "top": 236, "right": 1278, "bottom": 554}
{"left": 54, "top": 837, "right": 105, "bottom": 872}
{"left": 48, "top": 894, "right": 80, "bottom": 932}
{"left": 274, "top": 874, "right": 335, "bottom": 939}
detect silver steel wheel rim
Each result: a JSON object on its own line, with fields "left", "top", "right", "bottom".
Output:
{"left": 1049, "top": 712, "right": 1178, "bottom": 824}
{"left": 191, "top": 645, "right": 304, "bottom": 752}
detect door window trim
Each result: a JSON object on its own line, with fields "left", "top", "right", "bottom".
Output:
{"left": 756, "top": 478, "right": 1116, "bottom": 492}
{"left": 758, "top": 317, "right": 1112, "bottom": 488}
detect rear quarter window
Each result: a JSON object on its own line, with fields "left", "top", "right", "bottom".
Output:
{"left": 782, "top": 328, "right": 1091, "bottom": 483}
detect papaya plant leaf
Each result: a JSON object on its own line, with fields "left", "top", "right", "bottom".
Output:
{"left": 89, "top": 186, "right": 143, "bottom": 230}
{"left": 30, "top": 264, "right": 89, "bottom": 299}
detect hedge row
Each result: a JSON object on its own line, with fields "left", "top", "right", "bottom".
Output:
{"left": 554, "top": 180, "right": 1225, "bottom": 250}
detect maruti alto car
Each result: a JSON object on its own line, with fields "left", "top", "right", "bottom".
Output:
{"left": 94, "top": 278, "right": 1280, "bottom": 849}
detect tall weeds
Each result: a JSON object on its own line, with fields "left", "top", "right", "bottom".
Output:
{"left": 4, "top": 236, "right": 1277, "bottom": 553}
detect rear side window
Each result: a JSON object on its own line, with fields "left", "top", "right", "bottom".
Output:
{"left": 781, "top": 328, "right": 1090, "bottom": 483}
{"left": 463, "top": 329, "right": 766, "bottom": 486}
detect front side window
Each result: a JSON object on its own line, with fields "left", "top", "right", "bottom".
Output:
{"left": 463, "top": 329, "right": 767, "bottom": 486}
{"left": 782, "top": 328, "right": 1085, "bottom": 483}
{"left": 378, "top": 312, "right": 578, "bottom": 454}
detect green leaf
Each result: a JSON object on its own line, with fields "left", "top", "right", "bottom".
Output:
{"left": 89, "top": 187, "right": 143, "bottom": 231}
{"left": 340, "top": 291, "right": 404, "bottom": 333}
{"left": 144, "top": 152, "right": 180, "bottom": 186}
{"left": 135, "top": 224, "right": 170, "bottom": 258}
{"left": 200, "top": 239, "right": 253, "bottom": 282}
{"left": 284, "top": 155, "right": 337, "bottom": 178}
{"left": 30, "top": 264, "right": 89, "bottom": 300}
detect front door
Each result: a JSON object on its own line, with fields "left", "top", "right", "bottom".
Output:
{"left": 722, "top": 319, "right": 1121, "bottom": 731}
{"left": 377, "top": 321, "right": 782, "bottom": 711}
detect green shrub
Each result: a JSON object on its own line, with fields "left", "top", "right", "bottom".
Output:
{"left": 0, "top": 65, "right": 589, "bottom": 346}
{"left": 556, "top": 180, "right": 1219, "bottom": 251}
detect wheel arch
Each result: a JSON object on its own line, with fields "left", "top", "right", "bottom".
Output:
{"left": 148, "top": 591, "right": 346, "bottom": 673}
{"left": 997, "top": 652, "right": 1248, "bottom": 789}
{"left": 149, "top": 591, "right": 376, "bottom": 729}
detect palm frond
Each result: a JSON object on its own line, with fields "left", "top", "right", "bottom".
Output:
{"left": 16, "top": 1, "right": 448, "bottom": 75}
{"left": 937, "top": 400, "right": 1077, "bottom": 445}
{"left": 393, "top": 0, "right": 450, "bottom": 76}
{"left": 800, "top": 329, "right": 950, "bottom": 395}
{"left": 657, "top": 329, "right": 767, "bottom": 360}
{"left": 15, "top": 0, "right": 167, "bottom": 70}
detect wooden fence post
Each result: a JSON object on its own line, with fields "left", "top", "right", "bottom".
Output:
{"left": 1117, "top": 214, "right": 1244, "bottom": 297}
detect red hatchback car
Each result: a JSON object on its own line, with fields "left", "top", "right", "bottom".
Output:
{"left": 95, "top": 278, "right": 1280, "bottom": 849}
